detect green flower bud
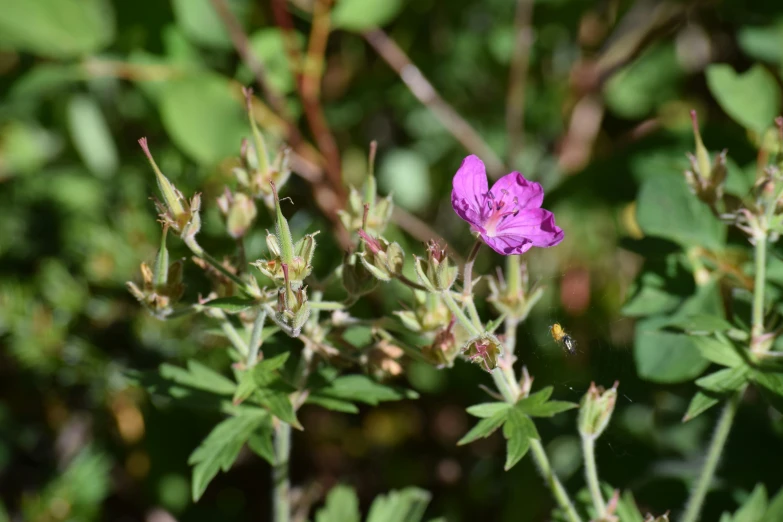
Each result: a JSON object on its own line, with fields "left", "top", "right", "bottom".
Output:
{"left": 414, "top": 240, "right": 458, "bottom": 292}
{"left": 275, "top": 263, "right": 310, "bottom": 336}
{"left": 217, "top": 190, "right": 257, "bottom": 239}
{"left": 394, "top": 291, "right": 450, "bottom": 333}
{"left": 462, "top": 333, "right": 502, "bottom": 372}
{"left": 357, "top": 230, "right": 404, "bottom": 281}
{"left": 578, "top": 381, "right": 618, "bottom": 439}
{"left": 343, "top": 252, "right": 379, "bottom": 297}
{"left": 139, "top": 138, "right": 202, "bottom": 239}
{"left": 422, "top": 317, "right": 458, "bottom": 367}
{"left": 684, "top": 110, "right": 727, "bottom": 205}
{"left": 126, "top": 228, "right": 185, "bottom": 318}
{"left": 337, "top": 142, "right": 393, "bottom": 235}
{"left": 487, "top": 256, "right": 543, "bottom": 320}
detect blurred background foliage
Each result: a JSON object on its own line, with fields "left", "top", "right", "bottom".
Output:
{"left": 2, "top": 0, "right": 783, "bottom": 521}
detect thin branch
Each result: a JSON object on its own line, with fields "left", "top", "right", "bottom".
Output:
{"left": 506, "top": 0, "right": 534, "bottom": 164}
{"left": 363, "top": 28, "right": 506, "bottom": 178}
{"left": 300, "top": 0, "right": 344, "bottom": 194}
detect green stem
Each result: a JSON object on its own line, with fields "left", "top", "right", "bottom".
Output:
{"left": 681, "top": 389, "right": 743, "bottom": 522}
{"left": 396, "top": 273, "right": 431, "bottom": 292}
{"left": 246, "top": 309, "right": 266, "bottom": 367}
{"left": 582, "top": 434, "right": 605, "bottom": 518}
{"left": 273, "top": 421, "right": 291, "bottom": 522}
{"left": 462, "top": 239, "right": 484, "bottom": 330}
{"left": 218, "top": 313, "right": 249, "bottom": 357}
{"left": 492, "top": 370, "right": 518, "bottom": 403}
{"left": 530, "top": 438, "right": 583, "bottom": 522}
{"left": 442, "top": 291, "right": 480, "bottom": 337}
{"left": 186, "top": 237, "right": 260, "bottom": 298}
{"left": 752, "top": 234, "right": 767, "bottom": 342}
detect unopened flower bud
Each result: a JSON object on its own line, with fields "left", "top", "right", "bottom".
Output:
{"left": 138, "top": 138, "right": 202, "bottom": 238}
{"left": 643, "top": 512, "right": 670, "bottom": 522}
{"left": 275, "top": 263, "right": 310, "bottom": 336}
{"left": 338, "top": 142, "right": 393, "bottom": 235}
{"left": 343, "top": 252, "right": 379, "bottom": 297}
{"left": 394, "top": 291, "right": 450, "bottom": 333}
{"left": 357, "top": 230, "right": 404, "bottom": 281}
{"left": 422, "top": 317, "right": 459, "bottom": 367}
{"left": 126, "top": 228, "right": 185, "bottom": 318}
{"left": 414, "top": 240, "right": 458, "bottom": 292}
{"left": 684, "top": 111, "right": 727, "bottom": 205}
{"left": 217, "top": 189, "right": 257, "bottom": 239}
{"left": 462, "top": 333, "right": 502, "bottom": 372}
{"left": 578, "top": 381, "right": 618, "bottom": 438}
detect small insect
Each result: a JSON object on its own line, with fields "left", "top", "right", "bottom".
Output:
{"left": 550, "top": 323, "right": 577, "bottom": 355}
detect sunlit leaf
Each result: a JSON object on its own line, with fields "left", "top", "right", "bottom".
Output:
{"left": 706, "top": 63, "right": 781, "bottom": 134}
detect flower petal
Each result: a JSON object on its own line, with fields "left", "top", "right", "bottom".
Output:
{"left": 489, "top": 172, "right": 544, "bottom": 210}
{"left": 495, "top": 208, "right": 564, "bottom": 247}
{"left": 481, "top": 233, "right": 534, "bottom": 255}
{"left": 451, "top": 155, "right": 489, "bottom": 226}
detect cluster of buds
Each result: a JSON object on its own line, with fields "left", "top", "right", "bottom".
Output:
{"left": 487, "top": 257, "right": 543, "bottom": 321}
{"left": 422, "top": 317, "right": 459, "bottom": 367}
{"left": 250, "top": 182, "right": 318, "bottom": 336}
{"left": 233, "top": 88, "right": 292, "bottom": 209}
{"left": 414, "top": 240, "right": 458, "bottom": 293}
{"left": 461, "top": 333, "right": 502, "bottom": 372}
{"left": 337, "top": 142, "right": 393, "bottom": 236}
{"left": 126, "top": 228, "right": 185, "bottom": 318}
{"left": 139, "top": 138, "right": 201, "bottom": 243}
{"left": 684, "top": 110, "right": 727, "bottom": 206}
{"left": 217, "top": 189, "right": 257, "bottom": 239}
{"left": 357, "top": 229, "right": 404, "bottom": 282}
{"left": 395, "top": 290, "right": 450, "bottom": 333}
{"left": 276, "top": 263, "right": 310, "bottom": 336}
{"left": 578, "top": 381, "right": 618, "bottom": 439}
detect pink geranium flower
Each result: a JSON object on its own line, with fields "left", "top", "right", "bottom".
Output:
{"left": 451, "top": 155, "right": 564, "bottom": 255}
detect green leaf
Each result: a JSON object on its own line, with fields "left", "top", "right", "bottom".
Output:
{"left": 516, "top": 386, "right": 553, "bottom": 408}
{"left": 738, "top": 23, "right": 783, "bottom": 64}
{"left": 0, "top": 0, "right": 114, "bottom": 58}
{"left": 683, "top": 391, "right": 721, "bottom": 422}
{"left": 696, "top": 366, "right": 749, "bottom": 393}
{"left": 604, "top": 43, "right": 682, "bottom": 119}
{"left": 457, "top": 410, "right": 508, "bottom": 446}
{"left": 332, "top": 0, "right": 404, "bottom": 32}
{"left": 706, "top": 63, "right": 781, "bottom": 134}
{"left": 305, "top": 394, "right": 360, "bottom": 413}
{"left": 521, "top": 400, "right": 578, "bottom": 418}
{"left": 634, "top": 327, "right": 710, "bottom": 384}
{"left": 466, "top": 402, "right": 511, "bottom": 418}
{"left": 752, "top": 370, "right": 783, "bottom": 398}
{"left": 316, "top": 375, "right": 418, "bottom": 405}
{"left": 171, "top": 0, "right": 248, "bottom": 49}
{"left": 188, "top": 409, "right": 268, "bottom": 501}
{"left": 247, "top": 422, "right": 275, "bottom": 465}
{"left": 765, "top": 486, "right": 783, "bottom": 519}
{"left": 67, "top": 94, "right": 118, "bottom": 178}
{"left": 378, "top": 149, "right": 432, "bottom": 212}
{"left": 636, "top": 174, "right": 725, "bottom": 250}
{"left": 692, "top": 336, "right": 745, "bottom": 368}
{"left": 502, "top": 409, "right": 536, "bottom": 470}
{"left": 366, "top": 487, "right": 431, "bottom": 522}
{"left": 727, "top": 484, "right": 768, "bottom": 522}
{"left": 159, "top": 74, "right": 248, "bottom": 165}
{"left": 245, "top": 29, "right": 302, "bottom": 94}
{"left": 203, "top": 296, "right": 259, "bottom": 313}
{"left": 665, "top": 314, "right": 736, "bottom": 335}
{"left": 316, "top": 485, "right": 361, "bottom": 522}
{"left": 159, "top": 360, "right": 236, "bottom": 395}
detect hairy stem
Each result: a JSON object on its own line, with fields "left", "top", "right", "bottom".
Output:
{"left": 396, "top": 273, "right": 431, "bottom": 292}
{"left": 247, "top": 309, "right": 267, "bottom": 367}
{"left": 186, "top": 238, "right": 260, "bottom": 298}
{"left": 273, "top": 421, "right": 292, "bottom": 522}
{"left": 530, "top": 438, "right": 584, "bottom": 522}
{"left": 582, "top": 435, "right": 605, "bottom": 518}
{"left": 752, "top": 234, "right": 767, "bottom": 342}
{"left": 442, "top": 291, "right": 480, "bottom": 338}
{"left": 462, "top": 239, "right": 484, "bottom": 330}
{"left": 681, "top": 389, "right": 743, "bottom": 522}
{"left": 217, "top": 312, "right": 249, "bottom": 357}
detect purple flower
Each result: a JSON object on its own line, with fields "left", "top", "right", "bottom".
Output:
{"left": 451, "top": 155, "right": 564, "bottom": 255}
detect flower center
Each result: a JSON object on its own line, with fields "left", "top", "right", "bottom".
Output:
{"left": 483, "top": 189, "right": 520, "bottom": 236}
